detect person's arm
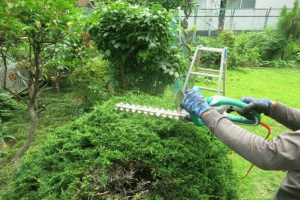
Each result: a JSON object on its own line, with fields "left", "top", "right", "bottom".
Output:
{"left": 268, "top": 102, "right": 300, "bottom": 131}
{"left": 202, "top": 109, "right": 300, "bottom": 171}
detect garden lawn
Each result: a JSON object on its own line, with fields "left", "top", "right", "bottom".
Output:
{"left": 192, "top": 67, "right": 300, "bottom": 200}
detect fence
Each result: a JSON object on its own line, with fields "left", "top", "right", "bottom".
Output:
{"left": 0, "top": 57, "right": 28, "bottom": 94}
{"left": 180, "top": 7, "right": 290, "bottom": 39}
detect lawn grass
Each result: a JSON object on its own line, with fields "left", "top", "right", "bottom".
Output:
{"left": 188, "top": 67, "right": 300, "bottom": 200}
{"left": 0, "top": 67, "right": 299, "bottom": 199}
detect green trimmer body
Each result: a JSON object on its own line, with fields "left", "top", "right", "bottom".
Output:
{"left": 175, "top": 86, "right": 261, "bottom": 126}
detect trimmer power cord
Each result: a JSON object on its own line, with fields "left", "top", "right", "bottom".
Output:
{"left": 231, "top": 122, "right": 271, "bottom": 179}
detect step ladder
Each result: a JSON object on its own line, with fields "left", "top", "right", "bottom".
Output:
{"left": 182, "top": 45, "right": 228, "bottom": 96}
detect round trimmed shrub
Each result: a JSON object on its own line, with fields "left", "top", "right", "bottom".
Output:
{"left": 88, "top": 1, "right": 186, "bottom": 95}
{"left": 2, "top": 93, "right": 238, "bottom": 200}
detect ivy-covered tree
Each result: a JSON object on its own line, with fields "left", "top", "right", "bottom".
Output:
{"left": 89, "top": 1, "right": 186, "bottom": 94}
{"left": 278, "top": 0, "right": 300, "bottom": 60}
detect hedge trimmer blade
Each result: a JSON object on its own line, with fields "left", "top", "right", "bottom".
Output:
{"left": 115, "top": 102, "right": 189, "bottom": 120}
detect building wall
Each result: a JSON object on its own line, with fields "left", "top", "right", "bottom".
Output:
{"left": 183, "top": 0, "right": 296, "bottom": 36}
{"left": 256, "top": 0, "right": 295, "bottom": 9}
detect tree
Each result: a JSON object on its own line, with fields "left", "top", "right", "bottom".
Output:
{"left": 278, "top": 0, "right": 300, "bottom": 60}
{"left": 0, "top": 0, "right": 80, "bottom": 167}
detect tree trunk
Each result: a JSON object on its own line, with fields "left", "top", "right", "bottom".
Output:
{"left": 13, "top": 104, "right": 38, "bottom": 168}
{"left": 121, "top": 57, "right": 128, "bottom": 90}
{"left": 29, "top": 84, "right": 38, "bottom": 110}
{"left": 218, "top": 0, "right": 227, "bottom": 31}
{"left": 55, "top": 79, "right": 60, "bottom": 93}
{"left": 281, "top": 49, "right": 287, "bottom": 60}
{"left": 13, "top": 43, "right": 41, "bottom": 168}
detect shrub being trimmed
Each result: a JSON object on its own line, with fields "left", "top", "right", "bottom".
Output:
{"left": 2, "top": 92, "right": 238, "bottom": 200}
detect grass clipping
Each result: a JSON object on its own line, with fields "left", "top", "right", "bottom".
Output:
{"left": 2, "top": 92, "right": 238, "bottom": 200}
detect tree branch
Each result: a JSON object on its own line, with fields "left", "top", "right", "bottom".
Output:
{"left": 37, "top": 104, "right": 46, "bottom": 115}
{"left": 2, "top": 86, "right": 29, "bottom": 105}
{"left": 37, "top": 87, "right": 53, "bottom": 97}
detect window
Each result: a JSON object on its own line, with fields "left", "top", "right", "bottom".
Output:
{"left": 226, "top": 0, "right": 256, "bottom": 9}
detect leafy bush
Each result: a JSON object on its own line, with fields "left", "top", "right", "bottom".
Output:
{"left": 2, "top": 93, "right": 238, "bottom": 200}
{"left": 69, "top": 56, "right": 110, "bottom": 111}
{"left": 192, "top": 29, "right": 287, "bottom": 68}
{"left": 226, "top": 31, "right": 261, "bottom": 68}
{"left": 250, "top": 29, "right": 286, "bottom": 61}
{"left": 286, "top": 39, "right": 300, "bottom": 61}
{"left": 89, "top": 1, "right": 186, "bottom": 95}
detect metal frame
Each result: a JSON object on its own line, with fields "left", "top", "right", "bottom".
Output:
{"left": 183, "top": 45, "right": 228, "bottom": 96}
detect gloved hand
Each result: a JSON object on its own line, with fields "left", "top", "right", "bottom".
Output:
{"left": 180, "top": 89, "right": 212, "bottom": 119}
{"left": 240, "top": 97, "right": 272, "bottom": 115}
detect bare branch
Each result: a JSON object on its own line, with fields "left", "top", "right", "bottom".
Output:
{"left": 2, "top": 86, "right": 29, "bottom": 105}
{"left": 37, "top": 105, "right": 46, "bottom": 115}
{"left": 38, "top": 87, "right": 53, "bottom": 94}
{"left": 0, "top": 37, "right": 28, "bottom": 44}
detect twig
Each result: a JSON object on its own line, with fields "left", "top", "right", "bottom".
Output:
{"left": 2, "top": 86, "right": 29, "bottom": 105}
{"left": 38, "top": 105, "right": 46, "bottom": 115}
{"left": 96, "top": 191, "right": 109, "bottom": 196}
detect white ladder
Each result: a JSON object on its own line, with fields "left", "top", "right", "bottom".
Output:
{"left": 183, "top": 45, "right": 228, "bottom": 96}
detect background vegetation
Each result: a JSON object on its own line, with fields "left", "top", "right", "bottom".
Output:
{"left": 1, "top": 0, "right": 300, "bottom": 199}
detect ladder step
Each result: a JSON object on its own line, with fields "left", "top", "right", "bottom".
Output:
{"left": 190, "top": 72, "right": 219, "bottom": 78}
{"left": 197, "top": 86, "right": 224, "bottom": 93}
{"left": 198, "top": 47, "right": 225, "bottom": 53}
{"left": 197, "top": 68, "right": 220, "bottom": 73}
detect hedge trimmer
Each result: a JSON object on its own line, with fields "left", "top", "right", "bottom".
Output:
{"left": 115, "top": 86, "right": 273, "bottom": 179}
{"left": 116, "top": 86, "right": 261, "bottom": 127}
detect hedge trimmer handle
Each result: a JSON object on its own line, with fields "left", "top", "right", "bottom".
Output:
{"left": 184, "top": 87, "right": 261, "bottom": 126}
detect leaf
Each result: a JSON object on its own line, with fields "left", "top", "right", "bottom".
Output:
{"left": 22, "top": 26, "right": 37, "bottom": 31}
{"left": 105, "top": 49, "right": 110, "bottom": 57}
{"left": 114, "top": 43, "right": 121, "bottom": 48}
{"left": 7, "top": 3, "right": 13, "bottom": 9}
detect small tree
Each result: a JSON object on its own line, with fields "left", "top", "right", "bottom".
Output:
{"left": 0, "top": 0, "right": 80, "bottom": 167}
{"left": 278, "top": 0, "right": 300, "bottom": 60}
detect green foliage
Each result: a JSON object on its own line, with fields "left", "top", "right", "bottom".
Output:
{"left": 69, "top": 57, "right": 110, "bottom": 111}
{"left": 89, "top": 1, "right": 186, "bottom": 94}
{"left": 0, "top": 88, "right": 24, "bottom": 122}
{"left": 277, "top": 0, "right": 300, "bottom": 60}
{"left": 0, "top": 1, "right": 21, "bottom": 41}
{"left": 225, "top": 31, "right": 261, "bottom": 68}
{"left": 192, "top": 29, "right": 287, "bottom": 68}
{"left": 285, "top": 39, "right": 300, "bottom": 61}
{"left": 2, "top": 93, "right": 238, "bottom": 200}
{"left": 0, "top": 121, "right": 16, "bottom": 155}
{"left": 252, "top": 29, "right": 286, "bottom": 61}
{"left": 100, "top": 0, "right": 195, "bottom": 11}
{"left": 188, "top": 25, "right": 197, "bottom": 34}
{"left": 17, "top": 0, "right": 78, "bottom": 43}
{"left": 278, "top": 0, "right": 300, "bottom": 41}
